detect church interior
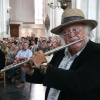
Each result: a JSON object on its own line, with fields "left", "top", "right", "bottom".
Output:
{"left": 0, "top": 0, "right": 100, "bottom": 100}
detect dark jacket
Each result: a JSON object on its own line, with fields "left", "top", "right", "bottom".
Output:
{"left": 0, "top": 50, "right": 5, "bottom": 70}
{"left": 26, "top": 40, "right": 100, "bottom": 100}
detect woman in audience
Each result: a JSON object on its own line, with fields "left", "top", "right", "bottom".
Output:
{"left": 38, "top": 40, "right": 50, "bottom": 53}
{"left": 7, "top": 42, "right": 18, "bottom": 65}
{"left": 2, "top": 42, "right": 9, "bottom": 56}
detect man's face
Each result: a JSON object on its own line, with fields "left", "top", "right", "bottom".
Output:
{"left": 41, "top": 41, "right": 47, "bottom": 46}
{"left": 11, "top": 43, "right": 16, "bottom": 48}
{"left": 31, "top": 40, "right": 35, "bottom": 45}
{"left": 23, "top": 43, "right": 29, "bottom": 50}
{"left": 61, "top": 23, "right": 88, "bottom": 55}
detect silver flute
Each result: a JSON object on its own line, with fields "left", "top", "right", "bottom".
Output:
{"left": 0, "top": 38, "right": 85, "bottom": 73}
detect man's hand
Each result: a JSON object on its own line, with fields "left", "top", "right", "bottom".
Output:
{"left": 14, "top": 57, "right": 27, "bottom": 64}
{"left": 32, "top": 50, "right": 47, "bottom": 69}
{"left": 19, "top": 57, "right": 27, "bottom": 60}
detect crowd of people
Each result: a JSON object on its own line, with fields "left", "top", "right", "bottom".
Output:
{"left": 0, "top": 35, "right": 62, "bottom": 88}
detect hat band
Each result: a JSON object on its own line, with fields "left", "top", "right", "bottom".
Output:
{"left": 61, "top": 16, "right": 84, "bottom": 24}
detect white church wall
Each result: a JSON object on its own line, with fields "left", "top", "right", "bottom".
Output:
{"left": 72, "top": 0, "right": 100, "bottom": 42}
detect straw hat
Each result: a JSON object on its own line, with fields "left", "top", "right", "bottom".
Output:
{"left": 51, "top": 9, "right": 97, "bottom": 35}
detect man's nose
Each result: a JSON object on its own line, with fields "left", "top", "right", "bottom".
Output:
{"left": 68, "top": 31, "right": 76, "bottom": 37}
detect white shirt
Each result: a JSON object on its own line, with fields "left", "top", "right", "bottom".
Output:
{"left": 15, "top": 49, "right": 32, "bottom": 59}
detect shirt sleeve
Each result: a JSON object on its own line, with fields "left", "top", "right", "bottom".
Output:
{"left": 27, "top": 50, "right": 32, "bottom": 59}
{"left": 15, "top": 50, "right": 21, "bottom": 58}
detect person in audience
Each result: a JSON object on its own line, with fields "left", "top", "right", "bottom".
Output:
{"left": 17, "top": 42, "right": 23, "bottom": 51}
{"left": 38, "top": 40, "right": 50, "bottom": 53}
{"left": 6, "top": 42, "right": 18, "bottom": 82}
{"left": 21, "top": 37, "right": 25, "bottom": 43}
{"left": 31, "top": 33, "right": 35, "bottom": 40}
{"left": 7, "top": 42, "right": 12, "bottom": 49}
{"left": 7, "top": 42, "right": 18, "bottom": 65}
{"left": 27, "top": 36, "right": 31, "bottom": 46}
{"left": 34, "top": 37, "right": 39, "bottom": 45}
{"left": 38, "top": 37, "right": 43, "bottom": 46}
{"left": 24, "top": 38, "right": 29, "bottom": 43}
{"left": 14, "top": 42, "right": 32, "bottom": 88}
{"left": 21, "top": 9, "right": 100, "bottom": 100}
{"left": 47, "top": 41, "right": 51, "bottom": 50}
{"left": 3, "top": 38, "right": 7, "bottom": 42}
{"left": 2, "top": 42, "right": 9, "bottom": 56}
{"left": 29, "top": 39, "right": 38, "bottom": 54}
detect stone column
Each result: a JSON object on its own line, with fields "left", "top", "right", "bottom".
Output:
{"left": 0, "top": 0, "right": 10, "bottom": 39}
{"left": 95, "top": 0, "right": 100, "bottom": 43}
{"left": 72, "top": 0, "right": 100, "bottom": 42}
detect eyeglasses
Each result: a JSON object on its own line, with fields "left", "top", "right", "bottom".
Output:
{"left": 61, "top": 28, "right": 84, "bottom": 37}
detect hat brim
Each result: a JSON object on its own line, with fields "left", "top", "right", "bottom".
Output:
{"left": 51, "top": 19, "right": 97, "bottom": 35}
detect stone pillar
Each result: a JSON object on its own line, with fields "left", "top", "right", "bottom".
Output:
{"left": 0, "top": 0, "right": 10, "bottom": 39}
{"left": 72, "top": 0, "right": 100, "bottom": 42}
{"left": 95, "top": 0, "right": 100, "bottom": 43}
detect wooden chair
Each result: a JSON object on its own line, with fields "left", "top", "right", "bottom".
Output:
{"left": 0, "top": 72, "right": 6, "bottom": 87}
